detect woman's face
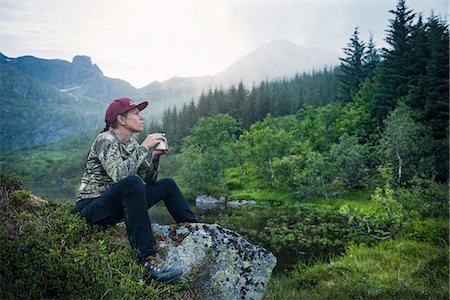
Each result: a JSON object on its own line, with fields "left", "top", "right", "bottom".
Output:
{"left": 122, "top": 108, "right": 144, "bottom": 132}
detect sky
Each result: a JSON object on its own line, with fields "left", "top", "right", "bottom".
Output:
{"left": 1, "top": 0, "right": 448, "bottom": 88}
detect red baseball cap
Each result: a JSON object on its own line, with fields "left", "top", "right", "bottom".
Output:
{"left": 105, "top": 98, "right": 148, "bottom": 124}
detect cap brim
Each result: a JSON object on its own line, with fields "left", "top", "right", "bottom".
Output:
{"left": 136, "top": 101, "right": 148, "bottom": 111}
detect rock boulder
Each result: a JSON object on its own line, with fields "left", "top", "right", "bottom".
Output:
{"left": 195, "top": 194, "right": 227, "bottom": 210}
{"left": 153, "top": 223, "right": 277, "bottom": 299}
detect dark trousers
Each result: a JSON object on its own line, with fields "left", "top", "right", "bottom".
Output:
{"left": 74, "top": 176, "right": 198, "bottom": 259}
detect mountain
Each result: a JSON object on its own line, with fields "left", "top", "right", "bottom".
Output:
{"left": 0, "top": 63, "right": 104, "bottom": 152}
{"left": 0, "top": 53, "right": 139, "bottom": 103}
{"left": 211, "top": 39, "right": 339, "bottom": 87}
{"left": 138, "top": 75, "right": 212, "bottom": 118}
{"left": 0, "top": 39, "right": 339, "bottom": 153}
{"left": 138, "top": 39, "right": 339, "bottom": 111}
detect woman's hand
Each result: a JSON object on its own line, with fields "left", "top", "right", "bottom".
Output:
{"left": 141, "top": 132, "right": 167, "bottom": 151}
{"left": 153, "top": 148, "right": 168, "bottom": 161}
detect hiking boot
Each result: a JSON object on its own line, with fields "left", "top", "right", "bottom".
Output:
{"left": 139, "top": 253, "right": 183, "bottom": 284}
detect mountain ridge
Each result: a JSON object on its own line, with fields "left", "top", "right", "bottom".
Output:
{"left": 212, "top": 39, "right": 339, "bottom": 86}
{"left": 0, "top": 39, "right": 339, "bottom": 152}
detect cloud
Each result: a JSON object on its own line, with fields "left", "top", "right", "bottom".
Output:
{"left": 1, "top": 0, "right": 448, "bottom": 87}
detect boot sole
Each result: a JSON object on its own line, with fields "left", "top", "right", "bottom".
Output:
{"left": 156, "top": 272, "right": 182, "bottom": 284}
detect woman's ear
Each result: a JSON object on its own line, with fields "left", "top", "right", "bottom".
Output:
{"left": 117, "top": 115, "right": 126, "bottom": 126}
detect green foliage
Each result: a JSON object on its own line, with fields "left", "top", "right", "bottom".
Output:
{"left": 0, "top": 173, "right": 24, "bottom": 196}
{"left": 0, "top": 194, "right": 187, "bottom": 299}
{"left": 2, "top": 2, "right": 449, "bottom": 298}
{"left": 9, "top": 189, "right": 32, "bottom": 203}
{"left": 396, "top": 177, "right": 449, "bottom": 219}
{"left": 184, "top": 114, "right": 241, "bottom": 149}
{"left": 402, "top": 218, "right": 448, "bottom": 246}
{"left": 334, "top": 80, "right": 376, "bottom": 139}
{"left": 371, "top": 0, "right": 417, "bottom": 122}
{"left": 161, "top": 68, "right": 340, "bottom": 151}
{"left": 337, "top": 27, "right": 367, "bottom": 103}
{"left": 377, "top": 102, "right": 435, "bottom": 184}
{"left": 329, "top": 134, "right": 369, "bottom": 188}
{"left": 239, "top": 117, "right": 294, "bottom": 186}
{"left": 293, "top": 104, "right": 343, "bottom": 152}
{"left": 264, "top": 239, "right": 449, "bottom": 299}
{"left": 366, "top": 186, "right": 405, "bottom": 236}
{"left": 272, "top": 142, "right": 334, "bottom": 199}
{"left": 178, "top": 114, "right": 241, "bottom": 196}
{"left": 223, "top": 165, "right": 294, "bottom": 202}
{"left": 0, "top": 130, "right": 97, "bottom": 183}
{"left": 340, "top": 174, "right": 405, "bottom": 240}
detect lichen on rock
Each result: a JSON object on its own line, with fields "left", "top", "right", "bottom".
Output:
{"left": 153, "top": 222, "right": 277, "bottom": 299}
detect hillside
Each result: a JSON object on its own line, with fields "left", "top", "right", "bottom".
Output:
{"left": 0, "top": 64, "right": 104, "bottom": 152}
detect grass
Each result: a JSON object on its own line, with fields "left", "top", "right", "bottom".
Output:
{"left": 260, "top": 186, "right": 449, "bottom": 299}
{"left": 306, "top": 189, "right": 373, "bottom": 210}
{"left": 263, "top": 236, "right": 449, "bottom": 299}
{"left": 224, "top": 165, "right": 295, "bottom": 202}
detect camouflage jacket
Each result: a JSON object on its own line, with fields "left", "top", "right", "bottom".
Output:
{"left": 76, "top": 129, "right": 159, "bottom": 201}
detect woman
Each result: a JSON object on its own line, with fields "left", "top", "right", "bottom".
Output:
{"left": 72, "top": 97, "right": 198, "bottom": 283}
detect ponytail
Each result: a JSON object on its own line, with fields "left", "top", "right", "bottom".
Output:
{"left": 102, "top": 112, "right": 125, "bottom": 133}
{"left": 102, "top": 123, "right": 110, "bottom": 133}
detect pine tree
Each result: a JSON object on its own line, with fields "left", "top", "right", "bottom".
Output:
{"left": 421, "top": 14, "right": 449, "bottom": 181}
{"left": 338, "top": 27, "right": 366, "bottom": 103}
{"left": 363, "top": 33, "right": 380, "bottom": 79}
{"left": 159, "top": 67, "right": 339, "bottom": 153}
{"left": 197, "top": 89, "right": 213, "bottom": 118}
{"left": 404, "top": 15, "right": 430, "bottom": 112}
{"left": 371, "top": 0, "right": 416, "bottom": 123}
{"left": 245, "top": 85, "right": 259, "bottom": 127}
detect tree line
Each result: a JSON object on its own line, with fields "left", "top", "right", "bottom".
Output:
{"left": 145, "top": 67, "right": 340, "bottom": 150}
{"left": 142, "top": 0, "right": 448, "bottom": 199}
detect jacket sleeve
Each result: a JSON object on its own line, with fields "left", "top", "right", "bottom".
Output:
{"left": 138, "top": 156, "right": 160, "bottom": 185}
{"left": 95, "top": 136, "right": 149, "bottom": 183}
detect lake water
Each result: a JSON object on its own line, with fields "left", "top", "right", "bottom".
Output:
{"left": 26, "top": 182, "right": 79, "bottom": 202}
{"left": 25, "top": 182, "right": 234, "bottom": 224}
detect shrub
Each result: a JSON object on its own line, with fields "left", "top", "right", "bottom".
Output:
{"left": 0, "top": 173, "right": 24, "bottom": 198}
{"left": 0, "top": 196, "right": 184, "bottom": 298}
{"left": 340, "top": 185, "right": 405, "bottom": 240}
{"left": 9, "top": 190, "right": 32, "bottom": 203}
{"left": 396, "top": 177, "right": 449, "bottom": 219}
{"left": 272, "top": 143, "right": 336, "bottom": 199}
{"left": 402, "top": 219, "right": 449, "bottom": 245}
